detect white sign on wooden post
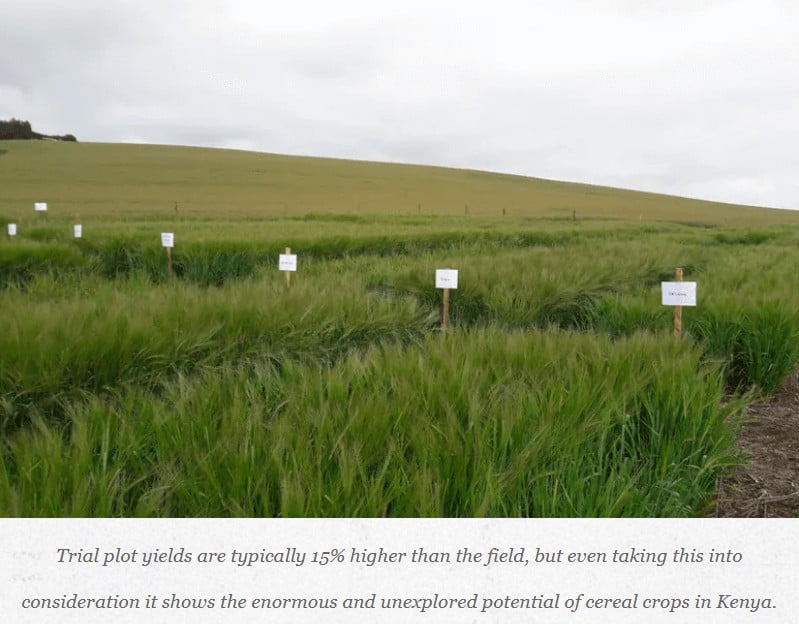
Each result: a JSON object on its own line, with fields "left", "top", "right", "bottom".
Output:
{"left": 74, "top": 224, "right": 82, "bottom": 238}
{"left": 161, "top": 232, "right": 174, "bottom": 248}
{"left": 435, "top": 269, "right": 459, "bottom": 289}
{"left": 8, "top": 223, "right": 17, "bottom": 236}
{"left": 661, "top": 282, "right": 697, "bottom": 307}
{"left": 279, "top": 254, "right": 297, "bottom": 272}
{"left": 34, "top": 202, "right": 48, "bottom": 212}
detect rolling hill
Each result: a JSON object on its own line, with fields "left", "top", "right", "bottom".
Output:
{"left": 1, "top": 140, "right": 796, "bottom": 226}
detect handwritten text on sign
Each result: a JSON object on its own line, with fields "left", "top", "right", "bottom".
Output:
{"left": 34, "top": 202, "right": 48, "bottom": 212}
{"left": 74, "top": 224, "right": 82, "bottom": 238}
{"left": 661, "top": 282, "right": 697, "bottom": 307}
{"left": 279, "top": 254, "right": 297, "bottom": 272}
{"left": 161, "top": 233, "right": 174, "bottom": 248}
{"left": 436, "top": 269, "right": 459, "bottom": 289}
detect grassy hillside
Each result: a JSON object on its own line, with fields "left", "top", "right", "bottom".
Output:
{"left": 2, "top": 140, "right": 796, "bottom": 225}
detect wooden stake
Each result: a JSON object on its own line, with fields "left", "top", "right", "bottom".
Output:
{"left": 285, "top": 247, "right": 291, "bottom": 287}
{"left": 674, "top": 267, "right": 683, "bottom": 338}
{"left": 166, "top": 247, "right": 173, "bottom": 280}
{"left": 442, "top": 288, "right": 450, "bottom": 330}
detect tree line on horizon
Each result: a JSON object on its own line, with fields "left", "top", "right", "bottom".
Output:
{"left": 0, "top": 118, "right": 77, "bottom": 142}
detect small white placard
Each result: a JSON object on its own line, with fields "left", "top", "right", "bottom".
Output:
{"left": 34, "top": 202, "right": 48, "bottom": 212}
{"left": 279, "top": 254, "right": 298, "bottom": 272}
{"left": 661, "top": 282, "right": 697, "bottom": 307}
{"left": 435, "top": 269, "right": 459, "bottom": 289}
{"left": 161, "top": 232, "right": 174, "bottom": 248}
{"left": 8, "top": 223, "right": 17, "bottom": 236}
{"left": 74, "top": 224, "right": 82, "bottom": 238}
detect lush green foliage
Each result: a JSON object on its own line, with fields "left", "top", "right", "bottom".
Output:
{"left": 0, "top": 330, "right": 742, "bottom": 517}
{"left": 1, "top": 141, "right": 797, "bottom": 517}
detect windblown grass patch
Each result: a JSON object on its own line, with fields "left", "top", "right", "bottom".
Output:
{"left": 0, "top": 273, "right": 434, "bottom": 431}
{"left": 0, "top": 329, "right": 741, "bottom": 517}
{"left": 372, "top": 240, "right": 710, "bottom": 330}
{"left": 0, "top": 241, "right": 92, "bottom": 287}
{"left": 588, "top": 242, "right": 799, "bottom": 394}
{"left": 2, "top": 225, "right": 584, "bottom": 288}
{"left": 689, "top": 304, "right": 799, "bottom": 395}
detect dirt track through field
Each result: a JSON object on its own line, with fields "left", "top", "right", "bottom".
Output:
{"left": 714, "top": 374, "right": 799, "bottom": 517}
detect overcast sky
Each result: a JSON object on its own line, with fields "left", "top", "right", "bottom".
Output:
{"left": 2, "top": 0, "right": 797, "bottom": 209}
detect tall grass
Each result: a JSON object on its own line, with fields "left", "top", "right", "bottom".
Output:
{"left": 2, "top": 227, "right": 583, "bottom": 287}
{"left": 0, "top": 272, "right": 434, "bottom": 431}
{"left": 0, "top": 241, "right": 92, "bottom": 287}
{"left": 0, "top": 329, "right": 741, "bottom": 517}
{"left": 689, "top": 304, "right": 799, "bottom": 395}
{"left": 1, "top": 206, "right": 797, "bottom": 518}
{"left": 590, "top": 243, "right": 799, "bottom": 393}
{"left": 372, "top": 239, "right": 711, "bottom": 330}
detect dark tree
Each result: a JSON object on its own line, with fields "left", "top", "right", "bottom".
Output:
{"left": 0, "top": 119, "right": 77, "bottom": 141}
{"left": 0, "top": 118, "right": 35, "bottom": 139}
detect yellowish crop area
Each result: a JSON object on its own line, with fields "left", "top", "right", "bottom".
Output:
{"left": 2, "top": 141, "right": 796, "bottom": 225}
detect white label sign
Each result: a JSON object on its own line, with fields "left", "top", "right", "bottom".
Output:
{"left": 435, "top": 269, "right": 459, "bottom": 289}
{"left": 661, "top": 282, "right": 697, "bottom": 307}
{"left": 74, "top": 224, "right": 82, "bottom": 238}
{"left": 161, "top": 232, "right": 174, "bottom": 248}
{"left": 279, "top": 254, "right": 298, "bottom": 272}
{"left": 34, "top": 202, "right": 48, "bottom": 212}
{"left": 8, "top": 223, "right": 16, "bottom": 236}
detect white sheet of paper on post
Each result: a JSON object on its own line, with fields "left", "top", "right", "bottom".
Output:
{"left": 661, "top": 282, "right": 697, "bottom": 307}
{"left": 8, "top": 224, "right": 16, "bottom": 236}
{"left": 161, "top": 232, "right": 174, "bottom": 248}
{"left": 34, "top": 202, "right": 48, "bottom": 212}
{"left": 279, "top": 254, "right": 297, "bottom": 272}
{"left": 435, "top": 269, "right": 459, "bottom": 289}
{"left": 74, "top": 224, "right": 82, "bottom": 238}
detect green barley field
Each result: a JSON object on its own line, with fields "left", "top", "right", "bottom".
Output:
{"left": 2, "top": 140, "right": 798, "bottom": 517}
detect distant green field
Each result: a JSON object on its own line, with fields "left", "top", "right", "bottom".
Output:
{"left": 2, "top": 140, "right": 797, "bottom": 224}
{"left": 1, "top": 141, "right": 798, "bottom": 517}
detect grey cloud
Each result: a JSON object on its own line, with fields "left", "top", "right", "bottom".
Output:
{"left": 1, "top": 3, "right": 154, "bottom": 88}
{"left": 282, "top": 32, "right": 388, "bottom": 82}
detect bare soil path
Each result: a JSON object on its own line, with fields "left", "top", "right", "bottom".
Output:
{"left": 714, "top": 374, "right": 799, "bottom": 517}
